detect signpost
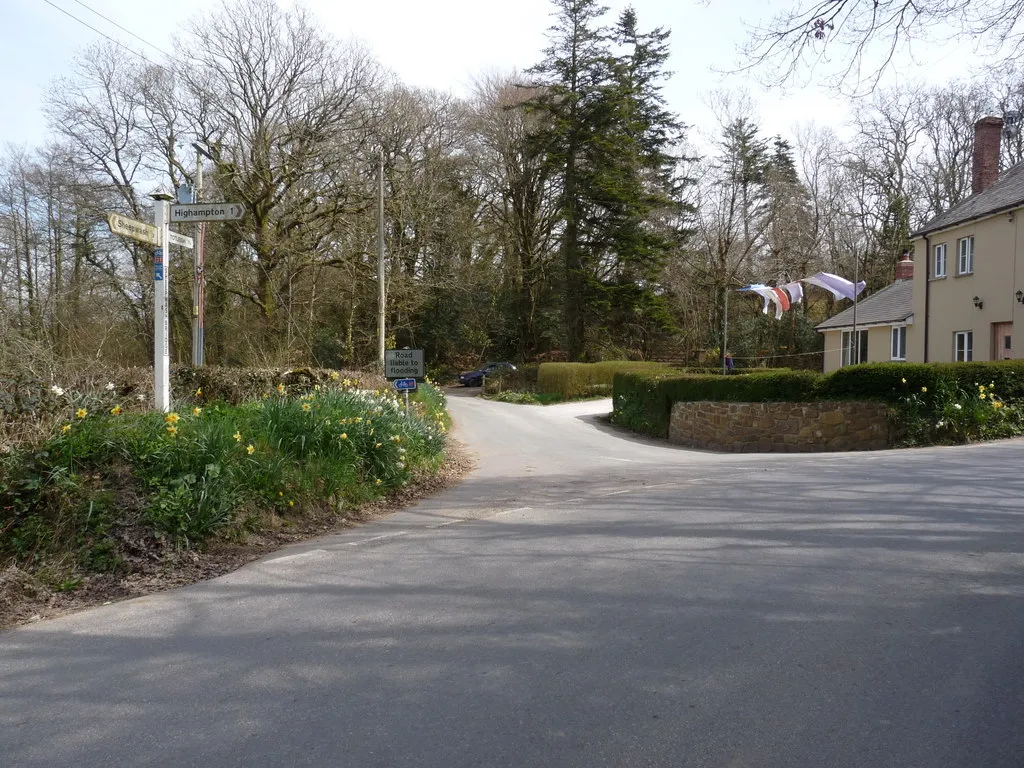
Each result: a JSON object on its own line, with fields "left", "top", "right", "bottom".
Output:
{"left": 106, "top": 199, "right": 243, "bottom": 412}
{"left": 170, "top": 203, "right": 245, "bottom": 222}
{"left": 385, "top": 350, "right": 424, "bottom": 416}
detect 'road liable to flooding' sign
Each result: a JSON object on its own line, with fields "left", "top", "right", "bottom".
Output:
{"left": 385, "top": 349, "right": 424, "bottom": 379}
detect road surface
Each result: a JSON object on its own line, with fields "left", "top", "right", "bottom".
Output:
{"left": 2, "top": 392, "right": 1023, "bottom": 767}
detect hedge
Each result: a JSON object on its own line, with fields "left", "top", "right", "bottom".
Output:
{"left": 537, "top": 361, "right": 678, "bottom": 398}
{"left": 612, "top": 370, "right": 822, "bottom": 438}
{"left": 612, "top": 360, "right": 1024, "bottom": 438}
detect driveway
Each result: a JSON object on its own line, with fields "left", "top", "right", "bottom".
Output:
{"left": 1, "top": 394, "right": 1023, "bottom": 767}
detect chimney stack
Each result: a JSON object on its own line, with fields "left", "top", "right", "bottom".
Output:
{"left": 895, "top": 253, "right": 913, "bottom": 281}
{"left": 972, "top": 116, "right": 1004, "bottom": 195}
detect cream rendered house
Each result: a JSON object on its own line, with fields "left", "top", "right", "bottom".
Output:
{"left": 815, "top": 262, "right": 914, "bottom": 373}
{"left": 909, "top": 116, "right": 1023, "bottom": 363}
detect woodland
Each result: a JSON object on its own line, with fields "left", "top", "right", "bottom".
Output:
{"left": 4, "top": 0, "right": 1024, "bottom": 374}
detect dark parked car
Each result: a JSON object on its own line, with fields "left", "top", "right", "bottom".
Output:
{"left": 458, "top": 362, "right": 517, "bottom": 387}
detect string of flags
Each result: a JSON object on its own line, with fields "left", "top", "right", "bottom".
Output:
{"left": 738, "top": 272, "right": 866, "bottom": 320}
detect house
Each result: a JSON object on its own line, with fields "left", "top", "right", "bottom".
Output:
{"left": 909, "top": 116, "right": 1023, "bottom": 362}
{"left": 815, "top": 259, "right": 914, "bottom": 372}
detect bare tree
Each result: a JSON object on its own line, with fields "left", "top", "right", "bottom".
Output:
{"left": 742, "top": 1, "right": 1024, "bottom": 89}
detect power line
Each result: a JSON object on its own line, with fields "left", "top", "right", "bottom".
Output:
{"left": 69, "top": 0, "right": 172, "bottom": 58}
{"left": 39, "top": 0, "right": 166, "bottom": 70}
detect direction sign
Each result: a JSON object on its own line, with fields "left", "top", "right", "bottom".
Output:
{"left": 385, "top": 349, "right": 424, "bottom": 379}
{"left": 107, "top": 213, "right": 194, "bottom": 249}
{"left": 170, "top": 203, "right": 245, "bottom": 222}
{"left": 167, "top": 231, "right": 194, "bottom": 249}
{"left": 392, "top": 378, "right": 417, "bottom": 392}
{"left": 108, "top": 213, "right": 160, "bottom": 247}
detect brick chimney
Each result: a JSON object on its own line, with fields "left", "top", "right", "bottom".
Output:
{"left": 972, "top": 116, "right": 1004, "bottom": 195}
{"left": 895, "top": 253, "right": 913, "bottom": 281}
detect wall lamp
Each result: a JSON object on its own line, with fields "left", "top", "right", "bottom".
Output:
{"left": 1017, "top": 290, "right": 1024, "bottom": 304}
{"left": 973, "top": 295, "right": 984, "bottom": 309}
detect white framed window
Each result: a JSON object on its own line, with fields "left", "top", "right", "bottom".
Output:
{"left": 957, "top": 236, "right": 974, "bottom": 275}
{"left": 954, "top": 330, "right": 973, "bottom": 362}
{"left": 933, "top": 243, "right": 947, "bottom": 278}
{"left": 842, "top": 329, "right": 868, "bottom": 366}
{"left": 891, "top": 326, "right": 907, "bottom": 360}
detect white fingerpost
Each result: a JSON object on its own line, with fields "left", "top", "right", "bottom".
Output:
{"left": 151, "top": 190, "right": 174, "bottom": 411}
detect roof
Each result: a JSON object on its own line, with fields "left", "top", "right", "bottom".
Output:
{"left": 912, "top": 161, "right": 1024, "bottom": 237}
{"left": 814, "top": 280, "right": 913, "bottom": 331}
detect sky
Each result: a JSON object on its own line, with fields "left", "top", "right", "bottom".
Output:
{"left": 0, "top": 0, "right": 990, "bottom": 154}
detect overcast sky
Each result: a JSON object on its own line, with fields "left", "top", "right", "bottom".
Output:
{"left": 2, "top": 0, "right": 988, "bottom": 153}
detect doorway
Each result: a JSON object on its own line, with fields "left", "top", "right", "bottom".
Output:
{"left": 992, "top": 322, "right": 1013, "bottom": 360}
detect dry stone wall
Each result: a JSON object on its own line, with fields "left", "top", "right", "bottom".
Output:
{"left": 669, "top": 401, "right": 891, "bottom": 452}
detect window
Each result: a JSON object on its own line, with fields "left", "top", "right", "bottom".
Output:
{"left": 842, "top": 329, "right": 868, "bottom": 366}
{"left": 955, "top": 331, "right": 973, "bottom": 362}
{"left": 957, "top": 236, "right": 974, "bottom": 275}
{"left": 933, "top": 243, "right": 947, "bottom": 278}
{"left": 891, "top": 326, "right": 907, "bottom": 360}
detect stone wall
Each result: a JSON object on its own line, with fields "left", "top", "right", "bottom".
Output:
{"left": 669, "top": 401, "right": 891, "bottom": 452}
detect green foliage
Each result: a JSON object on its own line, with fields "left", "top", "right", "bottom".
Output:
{"left": 537, "top": 361, "right": 676, "bottom": 398}
{"left": 611, "top": 369, "right": 822, "bottom": 437}
{"left": 612, "top": 361, "right": 1024, "bottom": 443}
{"left": 0, "top": 378, "right": 450, "bottom": 574}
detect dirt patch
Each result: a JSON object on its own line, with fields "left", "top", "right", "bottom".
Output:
{"left": 0, "top": 439, "right": 474, "bottom": 632}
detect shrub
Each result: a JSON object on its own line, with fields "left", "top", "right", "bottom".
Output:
{"left": 0, "top": 378, "right": 450, "bottom": 572}
{"left": 537, "top": 361, "right": 676, "bottom": 398}
{"left": 611, "top": 369, "right": 822, "bottom": 438}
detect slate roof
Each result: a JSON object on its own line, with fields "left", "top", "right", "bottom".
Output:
{"left": 814, "top": 279, "right": 913, "bottom": 331}
{"left": 912, "top": 161, "right": 1024, "bottom": 236}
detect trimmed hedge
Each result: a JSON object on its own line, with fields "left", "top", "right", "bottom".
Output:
{"left": 820, "top": 360, "right": 1024, "bottom": 402}
{"left": 612, "top": 370, "right": 822, "bottom": 438}
{"left": 537, "top": 361, "right": 678, "bottom": 398}
{"left": 613, "top": 360, "right": 1024, "bottom": 438}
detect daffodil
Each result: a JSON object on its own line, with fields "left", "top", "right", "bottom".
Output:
{"left": 921, "top": 386, "right": 927, "bottom": 393}
{"left": 340, "top": 433, "right": 348, "bottom": 440}
{"left": 301, "top": 403, "right": 311, "bottom": 412}
{"left": 233, "top": 431, "right": 242, "bottom": 442}
{"left": 61, "top": 424, "right": 71, "bottom": 433}
{"left": 288, "top": 500, "right": 295, "bottom": 507}
{"left": 994, "top": 401, "right": 1004, "bottom": 409}
{"left": 110, "top": 405, "right": 122, "bottom": 415}
{"left": 192, "top": 407, "right": 202, "bottom": 416}
{"left": 375, "top": 442, "right": 382, "bottom": 448}
{"left": 246, "top": 444, "right": 255, "bottom": 454}
{"left": 276, "top": 383, "right": 286, "bottom": 393}
{"left": 164, "top": 412, "right": 180, "bottom": 424}
{"left": 166, "top": 425, "right": 178, "bottom": 436}
{"left": 375, "top": 479, "right": 382, "bottom": 486}
{"left": 901, "top": 377, "right": 907, "bottom": 384}
{"left": 75, "top": 408, "right": 87, "bottom": 419}
{"left": 330, "top": 372, "right": 339, "bottom": 381}
{"left": 195, "top": 388, "right": 203, "bottom": 397}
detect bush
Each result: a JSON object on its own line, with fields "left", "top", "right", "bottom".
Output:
{"left": 819, "top": 360, "right": 1024, "bottom": 403}
{"left": 611, "top": 369, "right": 822, "bottom": 438}
{"left": 0, "top": 378, "right": 450, "bottom": 572}
{"left": 537, "top": 361, "right": 677, "bottom": 398}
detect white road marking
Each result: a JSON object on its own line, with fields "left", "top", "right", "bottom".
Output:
{"left": 347, "top": 531, "right": 408, "bottom": 546}
{"left": 601, "top": 456, "right": 638, "bottom": 463}
{"left": 599, "top": 489, "right": 632, "bottom": 497}
{"left": 492, "top": 506, "right": 533, "bottom": 517}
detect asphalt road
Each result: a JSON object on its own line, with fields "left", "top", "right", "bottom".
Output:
{"left": 2, "top": 391, "right": 1024, "bottom": 767}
